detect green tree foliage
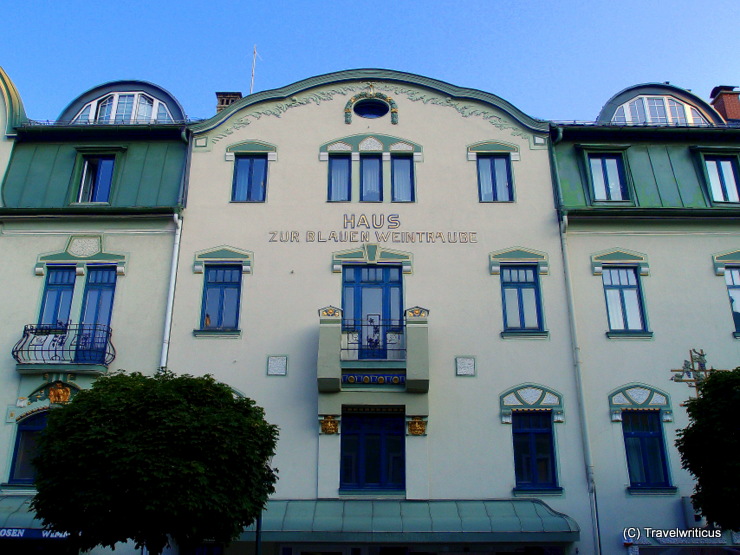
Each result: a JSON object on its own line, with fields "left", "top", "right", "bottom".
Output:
{"left": 31, "top": 371, "right": 279, "bottom": 554}
{"left": 676, "top": 367, "right": 740, "bottom": 531}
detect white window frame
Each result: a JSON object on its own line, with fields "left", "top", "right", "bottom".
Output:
{"left": 73, "top": 92, "right": 173, "bottom": 124}
{"left": 612, "top": 95, "right": 709, "bottom": 126}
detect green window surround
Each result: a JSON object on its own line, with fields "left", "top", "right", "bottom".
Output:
{"left": 468, "top": 142, "right": 520, "bottom": 203}
{"left": 320, "top": 135, "right": 422, "bottom": 204}
{"left": 69, "top": 147, "right": 127, "bottom": 206}
{"left": 575, "top": 144, "right": 635, "bottom": 206}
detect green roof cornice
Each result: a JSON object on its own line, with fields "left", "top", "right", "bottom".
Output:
{"left": 0, "top": 66, "right": 28, "bottom": 134}
{"left": 191, "top": 69, "right": 548, "bottom": 135}
{"left": 0, "top": 206, "right": 181, "bottom": 217}
{"left": 562, "top": 207, "right": 740, "bottom": 222}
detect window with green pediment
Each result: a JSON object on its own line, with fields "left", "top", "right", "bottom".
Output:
{"left": 320, "top": 135, "right": 422, "bottom": 203}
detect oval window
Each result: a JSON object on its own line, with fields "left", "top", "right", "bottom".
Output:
{"left": 353, "top": 99, "right": 390, "bottom": 119}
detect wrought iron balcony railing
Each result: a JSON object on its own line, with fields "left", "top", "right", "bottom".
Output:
{"left": 12, "top": 323, "right": 116, "bottom": 366}
{"left": 341, "top": 317, "right": 406, "bottom": 361}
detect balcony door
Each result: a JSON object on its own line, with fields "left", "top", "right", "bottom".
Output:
{"left": 76, "top": 266, "right": 117, "bottom": 364}
{"left": 342, "top": 266, "right": 402, "bottom": 359}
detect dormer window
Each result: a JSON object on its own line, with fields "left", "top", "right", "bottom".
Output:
{"left": 73, "top": 92, "right": 173, "bottom": 124}
{"left": 612, "top": 96, "right": 708, "bottom": 126}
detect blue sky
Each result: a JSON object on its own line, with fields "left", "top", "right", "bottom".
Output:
{"left": 3, "top": 0, "right": 739, "bottom": 122}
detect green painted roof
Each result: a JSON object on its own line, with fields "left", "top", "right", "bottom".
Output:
{"left": 241, "top": 499, "right": 579, "bottom": 543}
{"left": 2, "top": 139, "right": 186, "bottom": 209}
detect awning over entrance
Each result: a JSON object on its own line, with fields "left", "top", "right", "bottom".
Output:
{"left": 0, "top": 495, "right": 68, "bottom": 540}
{"left": 241, "top": 499, "right": 580, "bottom": 544}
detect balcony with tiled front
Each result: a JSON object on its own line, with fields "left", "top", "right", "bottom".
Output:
{"left": 317, "top": 306, "right": 429, "bottom": 394}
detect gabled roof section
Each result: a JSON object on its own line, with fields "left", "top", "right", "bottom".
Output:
{"left": 58, "top": 80, "right": 186, "bottom": 123}
{"left": 0, "top": 66, "right": 28, "bottom": 133}
{"left": 596, "top": 82, "right": 723, "bottom": 124}
{"left": 191, "top": 69, "right": 548, "bottom": 135}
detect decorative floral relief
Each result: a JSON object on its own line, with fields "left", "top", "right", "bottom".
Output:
{"left": 502, "top": 393, "right": 522, "bottom": 406}
{"left": 390, "top": 142, "right": 414, "bottom": 151}
{"left": 611, "top": 392, "right": 630, "bottom": 405}
{"left": 327, "top": 142, "right": 352, "bottom": 151}
{"left": 541, "top": 392, "right": 559, "bottom": 405}
{"left": 358, "top": 137, "right": 383, "bottom": 151}
{"left": 67, "top": 236, "right": 101, "bottom": 258}
{"left": 210, "top": 83, "right": 525, "bottom": 142}
{"left": 518, "top": 387, "right": 543, "bottom": 405}
{"left": 626, "top": 387, "right": 651, "bottom": 405}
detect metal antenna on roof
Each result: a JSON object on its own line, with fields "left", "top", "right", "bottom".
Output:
{"left": 250, "top": 45, "right": 262, "bottom": 95}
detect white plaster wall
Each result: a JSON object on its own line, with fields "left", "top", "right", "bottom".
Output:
{"left": 564, "top": 222, "right": 740, "bottom": 554}
{"left": 0, "top": 218, "right": 176, "bottom": 483}
{"left": 169, "top": 81, "right": 596, "bottom": 552}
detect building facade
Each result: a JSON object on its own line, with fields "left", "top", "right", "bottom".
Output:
{"left": 1, "top": 68, "right": 739, "bottom": 555}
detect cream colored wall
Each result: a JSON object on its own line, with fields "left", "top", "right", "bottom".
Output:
{"left": 0, "top": 218, "right": 176, "bottom": 483}
{"left": 564, "top": 221, "right": 740, "bottom": 554}
{"left": 169, "top": 81, "right": 595, "bottom": 551}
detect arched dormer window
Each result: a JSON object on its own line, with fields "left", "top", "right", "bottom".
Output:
{"left": 73, "top": 92, "right": 173, "bottom": 124}
{"left": 612, "top": 96, "right": 708, "bottom": 126}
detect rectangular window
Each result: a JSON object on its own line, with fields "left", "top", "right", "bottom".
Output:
{"left": 76, "top": 266, "right": 117, "bottom": 364}
{"left": 501, "top": 266, "right": 543, "bottom": 331}
{"left": 232, "top": 155, "right": 268, "bottom": 202}
{"left": 512, "top": 411, "right": 558, "bottom": 489}
{"left": 340, "top": 411, "right": 405, "bottom": 491}
{"left": 201, "top": 265, "right": 242, "bottom": 330}
{"left": 602, "top": 267, "right": 647, "bottom": 332}
{"left": 705, "top": 156, "right": 740, "bottom": 203}
{"left": 361, "top": 155, "right": 383, "bottom": 202}
{"left": 9, "top": 412, "right": 47, "bottom": 484}
{"left": 342, "top": 266, "right": 403, "bottom": 359}
{"left": 79, "top": 156, "right": 115, "bottom": 203}
{"left": 328, "top": 155, "right": 351, "bottom": 201}
{"left": 725, "top": 267, "right": 740, "bottom": 333}
{"left": 477, "top": 154, "right": 512, "bottom": 202}
{"left": 622, "top": 410, "right": 671, "bottom": 488}
{"left": 391, "top": 156, "right": 414, "bottom": 202}
{"left": 589, "top": 154, "right": 628, "bottom": 201}
{"left": 39, "top": 266, "right": 76, "bottom": 327}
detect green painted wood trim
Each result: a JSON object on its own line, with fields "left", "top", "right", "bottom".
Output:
{"left": 574, "top": 145, "right": 637, "bottom": 206}
{"left": 320, "top": 134, "right": 421, "bottom": 153}
{"left": 608, "top": 383, "right": 672, "bottom": 422}
{"left": 500, "top": 330, "right": 549, "bottom": 339}
{"left": 605, "top": 331, "right": 654, "bottom": 339}
{"left": 16, "top": 363, "right": 107, "bottom": 376}
{"left": 489, "top": 247, "right": 549, "bottom": 275}
{"left": 192, "top": 329, "right": 242, "bottom": 338}
{"left": 193, "top": 246, "right": 253, "bottom": 274}
{"left": 332, "top": 244, "right": 413, "bottom": 274}
{"left": 499, "top": 383, "right": 564, "bottom": 423}
{"left": 191, "top": 69, "right": 548, "bottom": 134}
{"left": 712, "top": 249, "right": 740, "bottom": 275}
{"left": 590, "top": 247, "right": 649, "bottom": 275}
{"left": 341, "top": 361, "right": 406, "bottom": 369}
{"left": 626, "top": 486, "right": 678, "bottom": 495}
{"left": 468, "top": 141, "right": 519, "bottom": 153}
{"left": 513, "top": 487, "right": 564, "bottom": 496}
{"left": 226, "top": 140, "right": 277, "bottom": 153}
{"left": 0, "top": 66, "right": 28, "bottom": 132}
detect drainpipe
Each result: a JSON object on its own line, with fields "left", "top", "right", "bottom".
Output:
{"left": 549, "top": 130, "right": 602, "bottom": 554}
{"left": 159, "top": 213, "right": 182, "bottom": 372}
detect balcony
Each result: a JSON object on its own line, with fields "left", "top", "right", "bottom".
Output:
{"left": 12, "top": 323, "right": 116, "bottom": 371}
{"left": 317, "top": 306, "right": 429, "bottom": 394}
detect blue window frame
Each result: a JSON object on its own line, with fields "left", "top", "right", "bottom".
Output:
{"left": 9, "top": 412, "right": 47, "bottom": 484}
{"left": 705, "top": 156, "right": 740, "bottom": 203}
{"left": 39, "top": 266, "right": 76, "bottom": 327}
{"left": 391, "top": 155, "right": 414, "bottom": 202}
{"left": 512, "top": 411, "right": 558, "bottom": 489}
{"left": 342, "top": 266, "right": 403, "bottom": 359}
{"left": 201, "top": 265, "right": 242, "bottom": 330}
{"left": 725, "top": 267, "right": 740, "bottom": 332}
{"left": 79, "top": 156, "right": 115, "bottom": 203}
{"left": 588, "top": 154, "right": 628, "bottom": 201}
{"left": 360, "top": 155, "right": 383, "bottom": 202}
{"left": 340, "top": 411, "right": 405, "bottom": 491}
{"left": 602, "top": 267, "right": 647, "bottom": 332}
{"left": 77, "top": 266, "right": 117, "bottom": 364}
{"left": 232, "top": 155, "right": 268, "bottom": 202}
{"left": 622, "top": 410, "right": 671, "bottom": 488}
{"left": 328, "top": 155, "right": 351, "bottom": 201}
{"left": 477, "top": 154, "right": 512, "bottom": 202}
{"left": 501, "top": 265, "right": 543, "bottom": 331}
